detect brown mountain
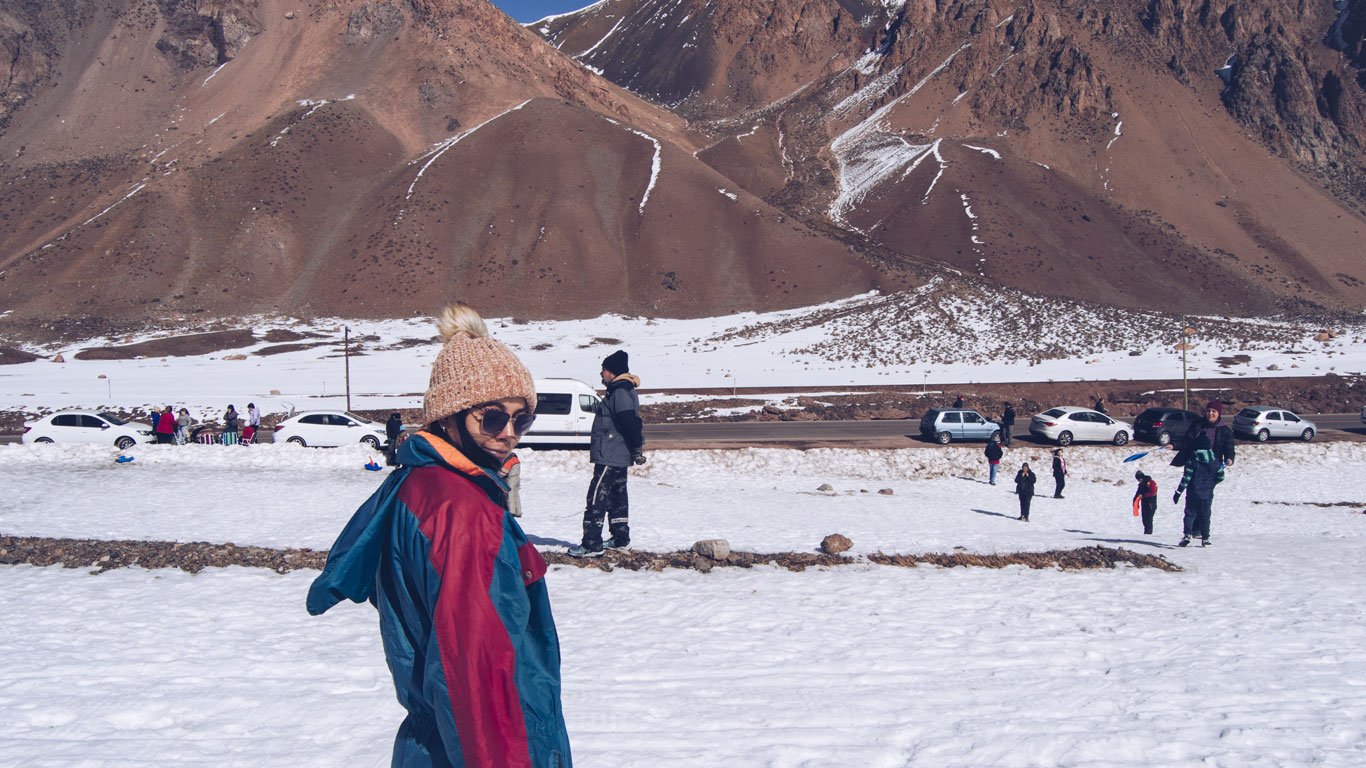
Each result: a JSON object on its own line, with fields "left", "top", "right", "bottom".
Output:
{"left": 0, "top": 0, "right": 891, "bottom": 334}
{"left": 536, "top": 0, "right": 1366, "bottom": 315}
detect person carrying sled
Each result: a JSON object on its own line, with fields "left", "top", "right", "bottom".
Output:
{"left": 1174, "top": 445, "right": 1225, "bottom": 547}
{"left": 1014, "top": 462, "right": 1037, "bottom": 521}
{"left": 570, "top": 349, "right": 645, "bottom": 557}
{"left": 307, "top": 302, "right": 572, "bottom": 767}
{"left": 1133, "top": 470, "right": 1159, "bottom": 535}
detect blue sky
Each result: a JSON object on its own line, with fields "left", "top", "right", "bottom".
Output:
{"left": 492, "top": 0, "right": 595, "bottom": 23}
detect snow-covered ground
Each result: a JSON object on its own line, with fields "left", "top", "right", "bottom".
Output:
{"left": 2, "top": 289, "right": 1364, "bottom": 421}
{"left": 2, "top": 441, "right": 1364, "bottom": 765}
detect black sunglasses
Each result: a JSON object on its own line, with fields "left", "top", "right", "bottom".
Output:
{"left": 472, "top": 407, "right": 536, "bottom": 437}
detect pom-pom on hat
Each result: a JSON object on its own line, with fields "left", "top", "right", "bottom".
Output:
{"left": 602, "top": 349, "right": 630, "bottom": 376}
{"left": 423, "top": 303, "right": 536, "bottom": 426}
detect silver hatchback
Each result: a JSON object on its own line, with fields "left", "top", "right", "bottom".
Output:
{"left": 1232, "top": 406, "right": 1316, "bottom": 442}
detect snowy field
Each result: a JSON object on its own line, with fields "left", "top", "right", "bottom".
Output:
{"left": 2, "top": 440, "right": 1364, "bottom": 766}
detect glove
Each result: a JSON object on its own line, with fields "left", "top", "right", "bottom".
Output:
{"left": 632, "top": 450, "right": 647, "bottom": 466}
{"left": 1172, "top": 491, "right": 1182, "bottom": 504}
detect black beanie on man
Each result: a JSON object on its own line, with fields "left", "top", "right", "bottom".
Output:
{"left": 603, "top": 350, "right": 629, "bottom": 376}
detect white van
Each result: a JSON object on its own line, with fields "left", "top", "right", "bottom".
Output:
{"left": 520, "top": 378, "right": 600, "bottom": 447}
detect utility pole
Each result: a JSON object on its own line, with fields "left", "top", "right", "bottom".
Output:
{"left": 1176, "top": 319, "right": 1196, "bottom": 412}
{"left": 344, "top": 326, "right": 352, "bottom": 413}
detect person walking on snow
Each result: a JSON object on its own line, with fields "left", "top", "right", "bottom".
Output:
{"left": 1014, "top": 462, "right": 1037, "bottom": 521}
{"left": 307, "top": 301, "right": 572, "bottom": 767}
{"left": 1133, "top": 470, "right": 1159, "bottom": 535}
{"left": 1000, "top": 402, "right": 1016, "bottom": 446}
{"left": 570, "top": 350, "right": 645, "bottom": 557}
{"left": 1174, "top": 445, "right": 1225, "bottom": 547}
{"left": 1051, "top": 448, "right": 1068, "bottom": 499}
{"left": 984, "top": 436, "right": 1004, "bottom": 485}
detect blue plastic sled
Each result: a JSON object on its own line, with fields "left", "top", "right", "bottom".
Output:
{"left": 115, "top": 455, "right": 135, "bottom": 464}
{"left": 1122, "top": 451, "right": 1152, "bottom": 463}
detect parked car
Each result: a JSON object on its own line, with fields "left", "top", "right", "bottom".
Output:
{"left": 1029, "top": 406, "right": 1133, "bottom": 446}
{"left": 919, "top": 408, "right": 1001, "bottom": 444}
{"left": 518, "top": 378, "right": 601, "bottom": 447}
{"left": 22, "top": 410, "right": 154, "bottom": 449}
{"left": 1133, "top": 407, "right": 1201, "bottom": 446}
{"left": 1232, "top": 406, "right": 1316, "bottom": 442}
{"left": 273, "top": 410, "right": 388, "bottom": 448}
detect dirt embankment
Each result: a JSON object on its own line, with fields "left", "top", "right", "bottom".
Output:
{"left": 0, "top": 535, "right": 1178, "bottom": 574}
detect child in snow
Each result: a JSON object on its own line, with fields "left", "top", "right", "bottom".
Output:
{"left": 984, "top": 436, "right": 1004, "bottom": 485}
{"left": 1174, "top": 447, "right": 1225, "bottom": 547}
{"left": 1051, "top": 448, "right": 1067, "bottom": 499}
{"left": 1133, "top": 470, "right": 1159, "bottom": 535}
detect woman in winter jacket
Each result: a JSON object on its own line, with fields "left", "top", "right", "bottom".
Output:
{"left": 1014, "top": 463, "right": 1037, "bottom": 521}
{"left": 308, "top": 303, "right": 572, "bottom": 768}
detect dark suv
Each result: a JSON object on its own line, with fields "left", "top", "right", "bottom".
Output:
{"left": 1133, "top": 408, "right": 1200, "bottom": 446}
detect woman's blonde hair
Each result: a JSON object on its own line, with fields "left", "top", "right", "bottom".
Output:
{"left": 436, "top": 302, "right": 489, "bottom": 342}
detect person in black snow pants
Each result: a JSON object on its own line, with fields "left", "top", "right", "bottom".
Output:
{"left": 1174, "top": 448, "right": 1225, "bottom": 547}
{"left": 569, "top": 350, "right": 645, "bottom": 557}
{"left": 1014, "top": 462, "right": 1037, "bottom": 521}
{"left": 999, "top": 402, "right": 1016, "bottom": 447}
{"left": 984, "top": 436, "right": 1004, "bottom": 485}
{"left": 1051, "top": 448, "right": 1067, "bottom": 499}
{"left": 1134, "top": 470, "right": 1159, "bottom": 535}
{"left": 384, "top": 412, "right": 404, "bottom": 466}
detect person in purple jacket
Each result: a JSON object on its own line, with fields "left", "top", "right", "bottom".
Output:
{"left": 308, "top": 302, "right": 571, "bottom": 768}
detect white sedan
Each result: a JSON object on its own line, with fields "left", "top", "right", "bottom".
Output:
{"left": 273, "top": 411, "right": 388, "bottom": 448}
{"left": 1029, "top": 406, "right": 1133, "bottom": 446}
{"left": 22, "top": 410, "right": 154, "bottom": 449}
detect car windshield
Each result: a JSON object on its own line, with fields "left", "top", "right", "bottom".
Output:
{"left": 1237, "top": 409, "right": 1259, "bottom": 419}
{"left": 98, "top": 412, "right": 128, "bottom": 425}
{"left": 344, "top": 412, "right": 372, "bottom": 424}
{"left": 1042, "top": 409, "right": 1065, "bottom": 418}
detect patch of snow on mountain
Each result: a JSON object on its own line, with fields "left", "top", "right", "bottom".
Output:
{"left": 833, "top": 66, "right": 905, "bottom": 117}
{"left": 575, "top": 15, "right": 626, "bottom": 61}
{"left": 963, "top": 144, "right": 1001, "bottom": 159}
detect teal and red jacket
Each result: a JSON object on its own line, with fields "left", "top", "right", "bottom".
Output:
{"left": 307, "top": 431, "right": 571, "bottom": 767}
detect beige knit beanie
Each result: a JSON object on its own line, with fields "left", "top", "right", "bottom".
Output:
{"left": 423, "top": 303, "right": 537, "bottom": 425}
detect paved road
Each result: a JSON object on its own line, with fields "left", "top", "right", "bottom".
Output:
{"left": 4, "top": 415, "right": 1361, "bottom": 447}
{"left": 644, "top": 413, "right": 1365, "bottom": 448}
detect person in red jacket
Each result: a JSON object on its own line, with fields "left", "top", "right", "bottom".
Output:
{"left": 155, "top": 405, "right": 177, "bottom": 444}
{"left": 308, "top": 302, "right": 571, "bottom": 767}
{"left": 1133, "top": 470, "right": 1159, "bottom": 534}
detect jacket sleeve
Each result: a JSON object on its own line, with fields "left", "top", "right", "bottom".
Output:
{"left": 1177, "top": 463, "right": 1195, "bottom": 494}
{"left": 423, "top": 499, "right": 534, "bottom": 768}
{"left": 608, "top": 390, "right": 644, "bottom": 452}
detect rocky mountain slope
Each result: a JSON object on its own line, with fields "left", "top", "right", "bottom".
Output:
{"left": 0, "top": 0, "right": 895, "bottom": 335}
{"left": 536, "top": 0, "right": 1366, "bottom": 315}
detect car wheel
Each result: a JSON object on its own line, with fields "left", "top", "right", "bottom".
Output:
{"left": 1113, "top": 431, "right": 1129, "bottom": 446}
{"left": 361, "top": 435, "right": 381, "bottom": 450}
{"left": 1256, "top": 429, "right": 1269, "bottom": 442}
{"left": 287, "top": 436, "right": 307, "bottom": 447}
{"left": 1057, "top": 431, "right": 1073, "bottom": 446}
{"left": 936, "top": 431, "right": 952, "bottom": 445}
{"left": 115, "top": 436, "right": 135, "bottom": 450}
{"left": 35, "top": 437, "right": 55, "bottom": 444}
{"left": 1156, "top": 431, "right": 1172, "bottom": 446}
{"left": 1300, "top": 428, "right": 1314, "bottom": 442}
